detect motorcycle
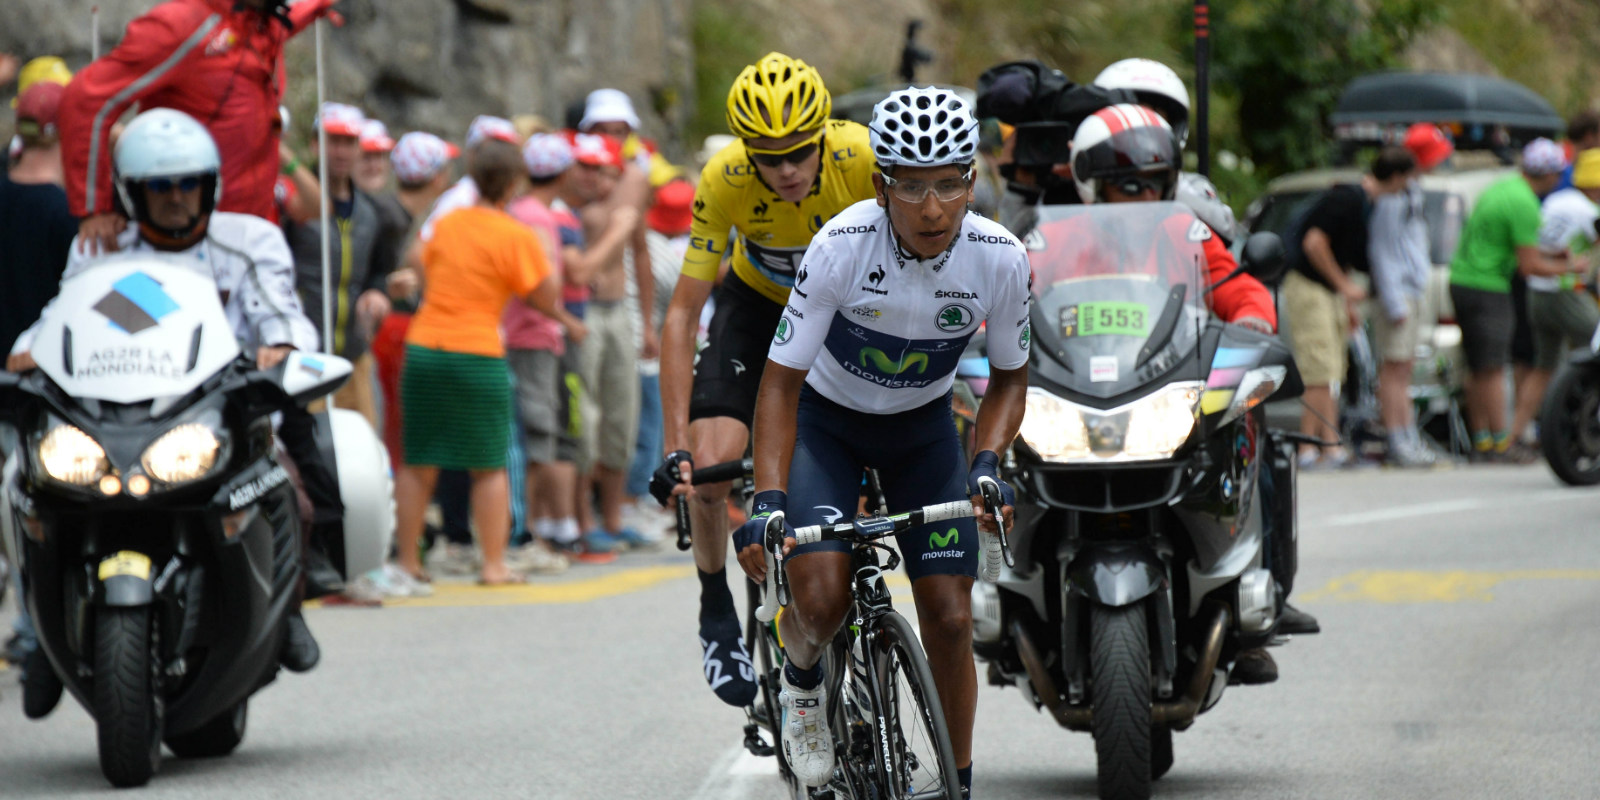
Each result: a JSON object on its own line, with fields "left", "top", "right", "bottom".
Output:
{"left": 0, "top": 255, "right": 393, "bottom": 787}
{"left": 1539, "top": 323, "right": 1600, "bottom": 485}
{"left": 972, "top": 203, "right": 1302, "bottom": 800}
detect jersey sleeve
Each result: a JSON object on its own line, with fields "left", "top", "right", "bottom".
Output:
{"left": 984, "top": 244, "right": 1034, "bottom": 371}
{"left": 682, "top": 157, "right": 737, "bottom": 284}
{"left": 1202, "top": 234, "right": 1277, "bottom": 329}
{"left": 766, "top": 240, "right": 840, "bottom": 372}
{"left": 1511, "top": 192, "right": 1545, "bottom": 248}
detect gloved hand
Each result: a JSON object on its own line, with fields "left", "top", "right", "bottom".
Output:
{"left": 1234, "top": 315, "right": 1275, "bottom": 335}
{"left": 648, "top": 449, "right": 692, "bottom": 507}
{"left": 733, "top": 490, "right": 791, "bottom": 583}
{"left": 968, "top": 451, "right": 1015, "bottom": 582}
{"left": 967, "top": 450, "right": 1016, "bottom": 511}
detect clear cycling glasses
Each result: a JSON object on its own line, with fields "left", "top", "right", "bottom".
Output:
{"left": 881, "top": 170, "right": 974, "bottom": 203}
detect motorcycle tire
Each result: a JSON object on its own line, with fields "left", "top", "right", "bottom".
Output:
{"left": 164, "top": 700, "right": 248, "bottom": 758}
{"left": 93, "top": 606, "right": 163, "bottom": 788}
{"left": 1089, "top": 603, "right": 1153, "bottom": 800}
{"left": 1539, "top": 364, "right": 1600, "bottom": 486}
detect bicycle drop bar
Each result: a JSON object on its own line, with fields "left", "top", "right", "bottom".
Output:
{"left": 671, "top": 458, "right": 755, "bottom": 551}
{"left": 754, "top": 500, "right": 976, "bottom": 623}
{"left": 976, "top": 476, "right": 1016, "bottom": 574}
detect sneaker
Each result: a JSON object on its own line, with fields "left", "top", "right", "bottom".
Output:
{"left": 1502, "top": 442, "right": 1540, "bottom": 465}
{"left": 699, "top": 612, "right": 757, "bottom": 707}
{"left": 583, "top": 529, "right": 627, "bottom": 554}
{"left": 549, "top": 537, "right": 619, "bottom": 565}
{"left": 505, "top": 542, "right": 570, "bottom": 575}
{"left": 1387, "top": 441, "right": 1438, "bottom": 469}
{"left": 780, "top": 670, "right": 835, "bottom": 787}
{"left": 425, "top": 542, "right": 479, "bottom": 577}
{"left": 615, "top": 526, "right": 664, "bottom": 550}
{"left": 367, "top": 564, "right": 435, "bottom": 598}
{"left": 1231, "top": 647, "right": 1279, "bottom": 685}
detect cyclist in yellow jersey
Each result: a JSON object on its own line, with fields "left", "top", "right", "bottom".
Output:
{"left": 651, "top": 52, "right": 878, "bottom": 707}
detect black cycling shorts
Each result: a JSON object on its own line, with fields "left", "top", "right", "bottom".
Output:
{"left": 689, "top": 271, "right": 786, "bottom": 427}
{"left": 786, "top": 386, "right": 978, "bottom": 582}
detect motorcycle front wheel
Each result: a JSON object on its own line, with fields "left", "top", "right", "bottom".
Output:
{"left": 93, "top": 606, "right": 163, "bottom": 787}
{"left": 1090, "top": 603, "right": 1153, "bottom": 800}
{"left": 1539, "top": 364, "right": 1600, "bottom": 486}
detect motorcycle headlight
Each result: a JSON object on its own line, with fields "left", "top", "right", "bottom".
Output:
{"left": 38, "top": 424, "right": 110, "bottom": 485}
{"left": 141, "top": 423, "right": 223, "bottom": 485}
{"left": 1018, "top": 382, "right": 1203, "bottom": 464}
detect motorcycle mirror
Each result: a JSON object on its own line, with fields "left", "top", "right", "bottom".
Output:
{"left": 269, "top": 350, "right": 354, "bottom": 408}
{"left": 1240, "top": 231, "right": 1287, "bottom": 283}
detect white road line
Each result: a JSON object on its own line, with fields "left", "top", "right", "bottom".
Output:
{"left": 1317, "top": 489, "right": 1594, "bottom": 528}
{"left": 691, "top": 744, "right": 789, "bottom": 800}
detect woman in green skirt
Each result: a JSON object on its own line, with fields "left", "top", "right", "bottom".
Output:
{"left": 396, "top": 137, "right": 564, "bottom": 585}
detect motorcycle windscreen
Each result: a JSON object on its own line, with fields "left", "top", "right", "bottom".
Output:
{"left": 30, "top": 255, "right": 241, "bottom": 404}
{"left": 1026, "top": 202, "right": 1209, "bottom": 398}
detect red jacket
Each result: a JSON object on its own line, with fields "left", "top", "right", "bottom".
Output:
{"left": 1194, "top": 224, "right": 1278, "bottom": 329}
{"left": 59, "top": 0, "right": 325, "bottom": 221}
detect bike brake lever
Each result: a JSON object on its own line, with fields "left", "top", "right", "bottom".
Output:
{"left": 754, "top": 512, "right": 788, "bottom": 623}
{"left": 977, "top": 476, "right": 1015, "bottom": 571}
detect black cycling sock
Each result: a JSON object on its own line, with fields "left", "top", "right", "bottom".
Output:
{"left": 957, "top": 764, "right": 972, "bottom": 794}
{"left": 698, "top": 568, "right": 736, "bottom": 621}
{"left": 784, "top": 660, "right": 823, "bottom": 691}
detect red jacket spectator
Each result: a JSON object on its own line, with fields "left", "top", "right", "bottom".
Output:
{"left": 58, "top": 0, "right": 336, "bottom": 224}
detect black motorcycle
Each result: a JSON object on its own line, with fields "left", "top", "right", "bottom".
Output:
{"left": 0, "top": 257, "right": 360, "bottom": 787}
{"left": 974, "top": 203, "right": 1302, "bottom": 800}
{"left": 1539, "top": 323, "right": 1600, "bottom": 485}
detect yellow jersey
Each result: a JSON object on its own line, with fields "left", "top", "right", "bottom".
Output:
{"left": 684, "top": 120, "right": 878, "bottom": 304}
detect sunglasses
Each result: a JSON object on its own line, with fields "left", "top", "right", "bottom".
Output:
{"left": 1112, "top": 175, "right": 1168, "bottom": 197}
{"left": 881, "top": 170, "right": 974, "bottom": 203}
{"left": 745, "top": 129, "right": 824, "bottom": 168}
{"left": 144, "top": 175, "right": 204, "bottom": 194}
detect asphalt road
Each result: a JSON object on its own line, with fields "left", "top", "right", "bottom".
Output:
{"left": 3, "top": 464, "right": 1599, "bottom": 799}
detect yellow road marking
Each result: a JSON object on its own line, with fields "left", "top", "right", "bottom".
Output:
{"left": 1301, "top": 569, "right": 1600, "bottom": 604}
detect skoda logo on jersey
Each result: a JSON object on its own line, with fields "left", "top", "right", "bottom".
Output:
{"left": 1019, "top": 320, "right": 1032, "bottom": 350}
{"left": 936, "top": 304, "right": 974, "bottom": 332}
{"left": 774, "top": 316, "right": 794, "bottom": 346}
{"left": 94, "top": 272, "right": 180, "bottom": 335}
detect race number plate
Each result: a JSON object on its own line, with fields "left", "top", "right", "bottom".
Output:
{"left": 97, "top": 550, "right": 152, "bottom": 581}
{"left": 1061, "top": 301, "right": 1151, "bottom": 338}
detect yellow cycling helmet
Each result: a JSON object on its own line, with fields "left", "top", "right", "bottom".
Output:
{"left": 12, "top": 56, "right": 73, "bottom": 108}
{"left": 725, "top": 52, "right": 831, "bottom": 140}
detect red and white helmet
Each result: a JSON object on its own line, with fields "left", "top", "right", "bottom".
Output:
{"left": 1070, "top": 104, "right": 1179, "bottom": 204}
{"left": 1093, "top": 59, "right": 1191, "bottom": 147}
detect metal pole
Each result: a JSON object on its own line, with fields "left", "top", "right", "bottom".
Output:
{"left": 1195, "top": 0, "right": 1211, "bottom": 177}
{"left": 91, "top": 6, "right": 100, "bottom": 59}
{"left": 314, "top": 20, "right": 334, "bottom": 361}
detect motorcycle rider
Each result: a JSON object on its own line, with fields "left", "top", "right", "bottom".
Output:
{"left": 1068, "top": 103, "right": 1303, "bottom": 683}
{"left": 731, "top": 88, "right": 1031, "bottom": 796}
{"left": 7, "top": 108, "right": 325, "bottom": 673}
{"left": 650, "top": 53, "right": 878, "bottom": 708}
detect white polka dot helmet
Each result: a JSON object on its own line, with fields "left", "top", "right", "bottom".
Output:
{"left": 868, "top": 87, "right": 979, "bottom": 169}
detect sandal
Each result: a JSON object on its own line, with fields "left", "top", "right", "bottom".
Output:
{"left": 476, "top": 572, "right": 527, "bottom": 587}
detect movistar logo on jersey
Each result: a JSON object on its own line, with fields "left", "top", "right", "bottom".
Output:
{"left": 929, "top": 528, "right": 959, "bottom": 548}
{"left": 861, "top": 348, "right": 928, "bottom": 375}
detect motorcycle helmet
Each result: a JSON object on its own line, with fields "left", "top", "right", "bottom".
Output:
{"left": 868, "top": 86, "right": 980, "bottom": 169}
{"left": 1175, "top": 172, "right": 1238, "bottom": 244}
{"left": 1070, "top": 104, "right": 1179, "bottom": 205}
{"left": 726, "top": 52, "right": 831, "bottom": 140}
{"left": 113, "top": 108, "right": 222, "bottom": 242}
{"left": 1093, "top": 58, "right": 1191, "bottom": 148}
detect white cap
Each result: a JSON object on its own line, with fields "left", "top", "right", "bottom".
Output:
{"left": 579, "top": 88, "right": 642, "bottom": 132}
{"left": 466, "top": 115, "right": 519, "bottom": 149}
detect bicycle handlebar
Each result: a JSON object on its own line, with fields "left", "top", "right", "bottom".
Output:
{"left": 754, "top": 494, "right": 1006, "bottom": 623}
{"left": 671, "top": 458, "right": 755, "bottom": 551}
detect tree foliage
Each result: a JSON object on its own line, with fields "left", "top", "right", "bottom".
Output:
{"left": 1193, "top": 0, "right": 1444, "bottom": 177}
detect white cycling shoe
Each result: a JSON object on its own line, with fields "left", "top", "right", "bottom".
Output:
{"left": 780, "top": 669, "right": 835, "bottom": 787}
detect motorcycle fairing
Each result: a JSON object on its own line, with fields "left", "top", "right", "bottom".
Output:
{"left": 31, "top": 257, "right": 241, "bottom": 405}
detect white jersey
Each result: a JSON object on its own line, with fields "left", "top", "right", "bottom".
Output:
{"left": 767, "top": 200, "right": 1032, "bottom": 414}
{"left": 1533, "top": 188, "right": 1600, "bottom": 292}
{"left": 11, "top": 212, "right": 319, "bottom": 356}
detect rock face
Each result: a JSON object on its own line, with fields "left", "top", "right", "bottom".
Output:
{"left": 1, "top": 0, "right": 694, "bottom": 155}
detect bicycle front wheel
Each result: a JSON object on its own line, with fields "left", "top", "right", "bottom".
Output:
{"left": 870, "top": 612, "right": 961, "bottom": 800}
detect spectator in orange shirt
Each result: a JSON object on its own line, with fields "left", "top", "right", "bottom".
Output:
{"left": 393, "top": 138, "right": 565, "bottom": 586}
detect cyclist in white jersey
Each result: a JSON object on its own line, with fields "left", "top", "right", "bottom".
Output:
{"left": 731, "top": 88, "right": 1031, "bottom": 796}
